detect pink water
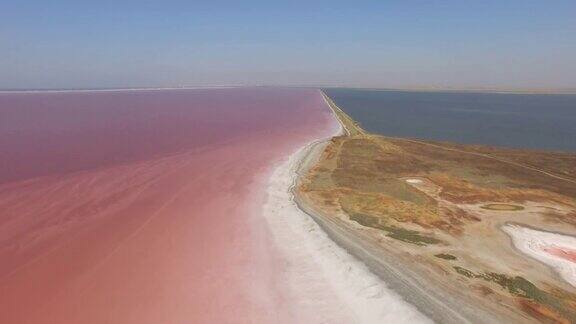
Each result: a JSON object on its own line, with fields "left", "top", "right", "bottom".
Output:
{"left": 0, "top": 88, "right": 337, "bottom": 323}
{"left": 544, "top": 246, "right": 576, "bottom": 263}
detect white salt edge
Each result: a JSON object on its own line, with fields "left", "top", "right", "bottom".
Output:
{"left": 262, "top": 124, "right": 431, "bottom": 323}
{"left": 406, "top": 179, "right": 423, "bottom": 184}
{"left": 503, "top": 224, "right": 576, "bottom": 288}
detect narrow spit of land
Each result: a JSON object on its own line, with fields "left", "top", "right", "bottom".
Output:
{"left": 295, "top": 91, "right": 576, "bottom": 323}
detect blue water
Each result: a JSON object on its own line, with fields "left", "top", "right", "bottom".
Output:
{"left": 325, "top": 89, "right": 576, "bottom": 152}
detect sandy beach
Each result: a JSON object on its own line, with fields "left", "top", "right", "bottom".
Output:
{"left": 262, "top": 119, "right": 431, "bottom": 323}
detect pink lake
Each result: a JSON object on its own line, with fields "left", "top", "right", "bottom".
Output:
{"left": 0, "top": 88, "right": 337, "bottom": 323}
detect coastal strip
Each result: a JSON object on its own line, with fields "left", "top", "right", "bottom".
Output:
{"left": 262, "top": 93, "right": 431, "bottom": 323}
{"left": 287, "top": 91, "right": 528, "bottom": 323}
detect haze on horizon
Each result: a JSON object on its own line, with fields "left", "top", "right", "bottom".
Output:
{"left": 2, "top": 0, "right": 576, "bottom": 90}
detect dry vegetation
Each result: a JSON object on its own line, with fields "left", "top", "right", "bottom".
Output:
{"left": 300, "top": 129, "right": 576, "bottom": 237}
{"left": 299, "top": 92, "right": 576, "bottom": 322}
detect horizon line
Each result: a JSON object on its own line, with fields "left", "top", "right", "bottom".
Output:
{"left": 1, "top": 84, "right": 576, "bottom": 95}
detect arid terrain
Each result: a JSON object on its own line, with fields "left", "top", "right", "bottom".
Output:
{"left": 297, "top": 92, "right": 576, "bottom": 323}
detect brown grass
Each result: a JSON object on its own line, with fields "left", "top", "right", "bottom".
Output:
{"left": 299, "top": 93, "right": 576, "bottom": 323}
{"left": 301, "top": 132, "right": 576, "bottom": 233}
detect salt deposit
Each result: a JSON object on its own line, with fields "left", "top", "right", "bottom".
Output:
{"left": 503, "top": 224, "right": 576, "bottom": 287}
{"left": 406, "top": 179, "right": 423, "bottom": 184}
{"left": 263, "top": 136, "right": 431, "bottom": 323}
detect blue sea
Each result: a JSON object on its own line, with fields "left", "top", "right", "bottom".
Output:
{"left": 325, "top": 89, "right": 576, "bottom": 152}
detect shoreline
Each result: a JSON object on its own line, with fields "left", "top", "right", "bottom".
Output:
{"left": 321, "top": 86, "right": 576, "bottom": 95}
{"left": 0, "top": 86, "right": 241, "bottom": 94}
{"left": 262, "top": 114, "right": 431, "bottom": 322}
{"left": 292, "top": 140, "right": 476, "bottom": 323}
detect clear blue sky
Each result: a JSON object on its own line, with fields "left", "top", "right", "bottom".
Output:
{"left": 2, "top": 0, "right": 576, "bottom": 89}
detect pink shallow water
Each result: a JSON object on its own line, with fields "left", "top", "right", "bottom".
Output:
{"left": 0, "top": 88, "right": 336, "bottom": 323}
{"left": 544, "top": 246, "right": 576, "bottom": 263}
